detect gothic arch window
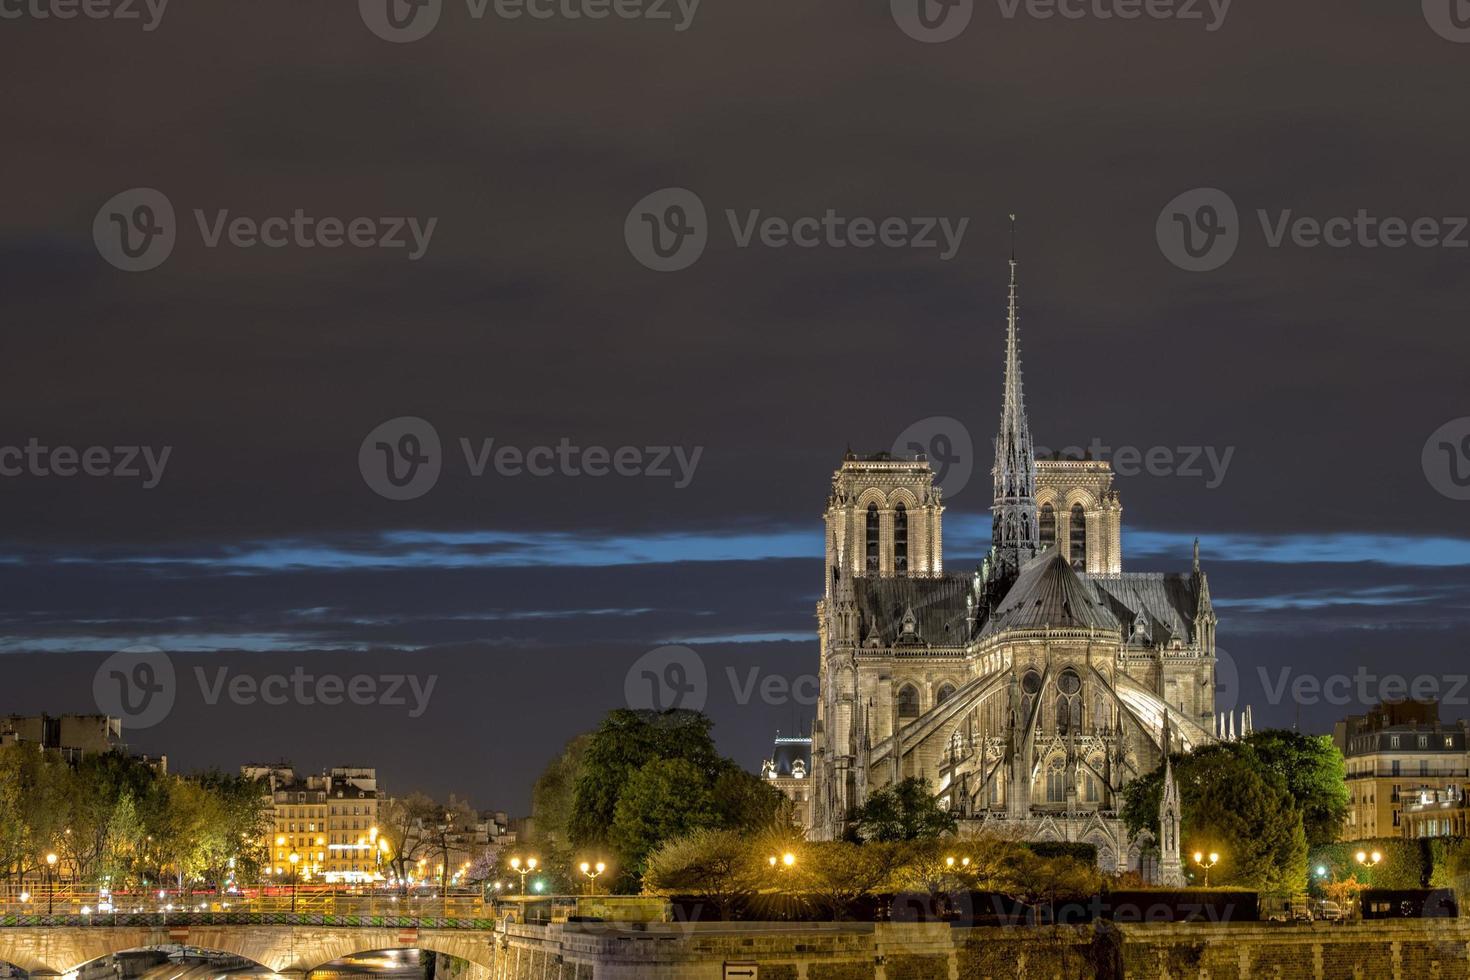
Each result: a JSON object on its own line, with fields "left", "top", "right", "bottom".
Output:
{"left": 1039, "top": 502, "right": 1056, "bottom": 549}
{"left": 1070, "top": 503, "right": 1087, "bottom": 567}
{"left": 896, "top": 683, "right": 921, "bottom": 718}
{"left": 1020, "top": 668, "right": 1042, "bottom": 723}
{"left": 1045, "top": 758, "right": 1067, "bottom": 803}
{"left": 894, "top": 503, "right": 908, "bottom": 576}
{"left": 1057, "top": 669, "right": 1082, "bottom": 735}
{"left": 865, "top": 503, "right": 880, "bottom": 572}
{"left": 937, "top": 682, "right": 956, "bottom": 705}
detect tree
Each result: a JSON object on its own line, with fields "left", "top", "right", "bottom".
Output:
{"left": 527, "top": 733, "right": 591, "bottom": 875}
{"left": 1243, "top": 730, "right": 1348, "bottom": 846}
{"left": 378, "top": 792, "right": 441, "bottom": 888}
{"left": 1124, "top": 744, "right": 1307, "bottom": 892}
{"left": 795, "top": 841, "right": 901, "bottom": 919}
{"left": 542, "top": 709, "right": 792, "bottom": 891}
{"left": 854, "top": 778, "right": 957, "bottom": 842}
{"left": 997, "top": 850, "right": 1103, "bottom": 921}
{"left": 610, "top": 758, "right": 720, "bottom": 875}
{"left": 643, "top": 829, "right": 764, "bottom": 920}
{"left": 567, "top": 710, "right": 723, "bottom": 854}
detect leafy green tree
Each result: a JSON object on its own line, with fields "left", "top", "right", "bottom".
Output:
{"left": 542, "top": 709, "right": 791, "bottom": 890}
{"left": 568, "top": 710, "right": 723, "bottom": 853}
{"left": 527, "top": 733, "right": 591, "bottom": 877}
{"left": 854, "top": 777, "right": 957, "bottom": 842}
{"left": 611, "top": 758, "right": 720, "bottom": 874}
{"left": 1124, "top": 744, "right": 1307, "bottom": 892}
{"left": 1244, "top": 730, "right": 1348, "bottom": 846}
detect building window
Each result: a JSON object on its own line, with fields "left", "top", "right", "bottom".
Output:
{"left": 897, "top": 684, "right": 920, "bottom": 718}
{"left": 1039, "top": 503, "right": 1056, "bottom": 549}
{"left": 1392, "top": 760, "right": 1401, "bottom": 777}
{"left": 1390, "top": 735, "right": 1401, "bottom": 749}
{"left": 866, "top": 503, "right": 880, "bottom": 572}
{"left": 894, "top": 503, "right": 908, "bottom": 575}
{"left": 936, "top": 683, "right": 956, "bottom": 705}
{"left": 1419, "top": 735, "right": 1429, "bottom": 748}
{"left": 1069, "top": 504, "right": 1087, "bottom": 567}
{"left": 1046, "top": 761, "right": 1066, "bottom": 802}
{"left": 1448, "top": 737, "right": 1456, "bottom": 749}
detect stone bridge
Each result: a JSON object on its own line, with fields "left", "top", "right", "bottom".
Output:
{"left": 0, "top": 917, "right": 501, "bottom": 977}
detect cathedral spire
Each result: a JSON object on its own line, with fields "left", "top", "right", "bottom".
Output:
{"left": 990, "top": 215, "right": 1040, "bottom": 582}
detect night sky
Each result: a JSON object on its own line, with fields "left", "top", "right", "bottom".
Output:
{"left": 3, "top": 0, "right": 1470, "bottom": 815}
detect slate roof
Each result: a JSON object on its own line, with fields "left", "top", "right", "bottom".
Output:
{"left": 852, "top": 574, "right": 973, "bottom": 648}
{"left": 1084, "top": 572, "right": 1200, "bottom": 647}
{"left": 979, "top": 549, "right": 1120, "bottom": 638}
{"left": 767, "top": 736, "right": 812, "bottom": 777}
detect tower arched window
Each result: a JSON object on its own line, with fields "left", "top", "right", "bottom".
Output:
{"left": 896, "top": 684, "right": 920, "bottom": 719}
{"left": 893, "top": 503, "right": 908, "bottom": 575}
{"left": 1070, "top": 503, "right": 1087, "bottom": 567}
{"left": 937, "top": 683, "right": 956, "bottom": 705}
{"left": 1039, "top": 503, "right": 1056, "bottom": 549}
{"left": 865, "top": 503, "right": 880, "bottom": 572}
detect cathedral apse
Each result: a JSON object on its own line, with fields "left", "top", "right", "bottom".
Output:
{"left": 809, "top": 247, "right": 1242, "bottom": 873}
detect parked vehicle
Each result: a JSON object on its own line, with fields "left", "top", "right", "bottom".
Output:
{"left": 1315, "top": 900, "right": 1346, "bottom": 922}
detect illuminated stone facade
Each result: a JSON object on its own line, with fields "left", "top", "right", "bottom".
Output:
{"left": 811, "top": 258, "right": 1220, "bottom": 872}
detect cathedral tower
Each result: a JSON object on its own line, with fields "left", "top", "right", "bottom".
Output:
{"left": 823, "top": 453, "right": 943, "bottom": 594}
{"left": 989, "top": 225, "right": 1039, "bottom": 582}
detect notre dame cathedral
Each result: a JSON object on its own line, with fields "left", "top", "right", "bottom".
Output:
{"left": 809, "top": 252, "right": 1233, "bottom": 873}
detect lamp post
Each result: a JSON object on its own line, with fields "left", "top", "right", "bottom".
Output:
{"left": 578, "top": 861, "right": 606, "bottom": 895}
{"left": 1192, "top": 851, "right": 1219, "bottom": 888}
{"left": 1355, "top": 850, "right": 1382, "bottom": 869}
{"left": 509, "top": 857, "right": 538, "bottom": 896}
{"left": 767, "top": 852, "right": 796, "bottom": 873}
{"left": 45, "top": 853, "right": 58, "bottom": 915}
{"left": 289, "top": 852, "right": 301, "bottom": 913}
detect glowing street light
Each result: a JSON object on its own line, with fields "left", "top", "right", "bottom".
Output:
{"left": 767, "top": 852, "right": 797, "bottom": 871}
{"left": 289, "top": 852, "right": 301, "bottom": 913}
{"left": 1192, "top": 851, "right": 1220, "bottom": 888}
{"left": 1355, "top": 850, "right": 1382, "bottom": 869}
{"left": 578, "top": 861, "right": 607, "bottom": 895}
{"left": 45, "top": 853, "right": 58, "bottom": 915}
{"left": 509, "top": 857, "right": 538, "bottom": 895}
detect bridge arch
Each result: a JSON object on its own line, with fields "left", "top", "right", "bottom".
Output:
{"left": 0, "top": 925, "right": 498, "bottom": 977}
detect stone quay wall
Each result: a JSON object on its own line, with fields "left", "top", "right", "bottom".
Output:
{"left": 473, "top": 918, "right": 1470, "bottom": 980}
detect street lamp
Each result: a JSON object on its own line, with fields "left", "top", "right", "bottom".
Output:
{"left": 1355, "top": 850, "right": 1382, "bottom": 869}
{"left": 578, "top": 861, "right": 606, "bottom": 895}
{"left": 1192, "top": 851, "right": 1220, "bottom": 888}
{"left": 767, "top": 852, "right": 796, "bottom": 871}
{"left": 509, "top": 857, "right": 538, "bottom": 896}
{"left": 289, "top": 852, "right": 301, "bottom": 913}
{"left": 45, "top": 853, "right": 58, "bottom": 915}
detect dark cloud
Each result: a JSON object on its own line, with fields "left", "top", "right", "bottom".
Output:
{"left": 2, "top": 0, "right": 1469, "bottom": 811}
